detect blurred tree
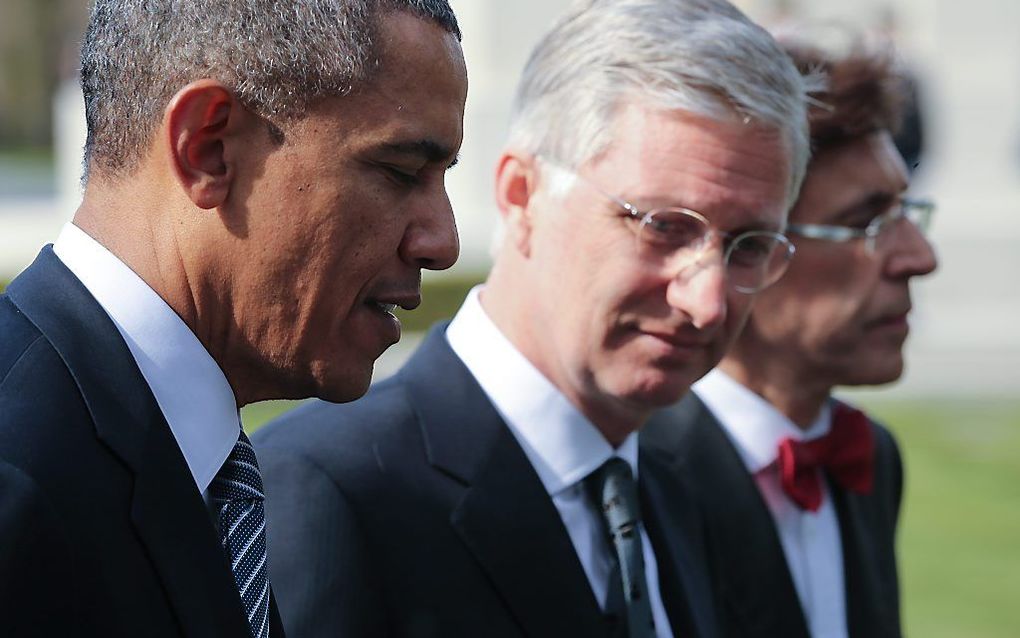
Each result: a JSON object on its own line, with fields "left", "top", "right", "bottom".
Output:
{"left": 0, "top": 0, "right": 88, "bottom": 151}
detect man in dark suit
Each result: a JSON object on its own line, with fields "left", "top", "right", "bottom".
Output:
{"left": 641, "top": 40, "right": 939, "bottom": 638}
{"left": 254, "top": 1, "right": 813, "bottom": 636}
{"left": 0, "top": 1, "right": 466, "bottom": 636}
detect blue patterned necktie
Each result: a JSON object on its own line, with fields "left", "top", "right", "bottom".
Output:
{"left": 587, "top": 457, "right": 657, "bottom": 638}
{"left": 209, "top": 429, "right": 270, "bottom": 638}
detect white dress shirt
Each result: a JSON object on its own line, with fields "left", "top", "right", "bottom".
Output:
{"left": 53, "top": 223, "right": 240, "bottom": 499}
{"left": 693, "top": 368, "right": 848, "bottom": 638}
{"left": 447, "top": 286, "right": 674, "bottom": 638}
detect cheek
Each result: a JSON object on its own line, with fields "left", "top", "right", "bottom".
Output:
{"left": 536, "top": 221, "right": 635, "bottom": 319}
{"left": 765, "top": 254, "right": 866, "bottom": 331}
{"left": 592, "top": 265, "right": 663, "bottom": 340}
{"left": 757, "top": 291, "right": 843, "bottom": 342}
{"left": 725, "top": 291, "right": 755, "bottom": 332}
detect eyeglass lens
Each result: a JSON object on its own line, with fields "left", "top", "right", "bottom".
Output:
{"left": 636, "top": 209, "right": 792, "bottom": 293}
{"left": 870, "top": 202, "right": 934, "bottom": 254}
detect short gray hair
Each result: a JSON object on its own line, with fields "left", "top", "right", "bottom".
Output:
{"left": 508, "top": 0, "right": 815, "bottom": 207}
{"left": 80, "top": 0, "right": 460, "bottom": 178}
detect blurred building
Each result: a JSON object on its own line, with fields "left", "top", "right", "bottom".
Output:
{"left": 2, "top": 0, "right": 1017, "bottom": 397}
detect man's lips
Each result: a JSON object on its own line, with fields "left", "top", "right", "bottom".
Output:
{"left": 638, "top": 328, "right": 712, "bottom": 350}
{"left": 865, "top": 307, "right": 912, "bottom": 330}
{"left": 364, "top": 292, "right": 421, "bottom": 314}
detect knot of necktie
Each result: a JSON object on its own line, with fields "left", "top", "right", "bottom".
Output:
{"left": 777, "top": 404, "right": 875, "bottom": 512}
{"left": 590, "top": 457, "right": 642, "bottom": 541}
{"left": 209, "top": 430, "right": 265, "bottom": 506}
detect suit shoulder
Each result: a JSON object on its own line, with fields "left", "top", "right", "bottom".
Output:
{"left": 867, "top": 414, "right": 903, "bottom": 486}
{"left": 0, "top": 312, "right": 95, "bottom": 480}
{"left": 0, "top": 309, "right": 79, "bottom": 408}
{"left": 252, "top": 376, "right": 420, "bottom": 471}
{"left": 641, "top": 392, "right": 726, "bottom": 461}
{"left": 0, "top": 295, "right": 47, "bottom": 387}
{"left": 868, "top": 417, "right": 900, "bottom": 451}
{"left": 845, "top": 407, "right": 902, "bottom": 467}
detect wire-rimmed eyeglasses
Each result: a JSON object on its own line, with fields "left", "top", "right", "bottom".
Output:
{"left": 540, "top": 159, "right": 795, "bottom": 294}
{"left": 786, "top": 198, "right": 935, "bottom": 255}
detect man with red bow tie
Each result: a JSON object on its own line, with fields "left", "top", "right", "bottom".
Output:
{"left": 641, "top": 40, "right": 938, "bottom": 638}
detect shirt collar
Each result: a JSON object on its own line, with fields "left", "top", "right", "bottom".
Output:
{"left": 692, "top": 368, "right": 831, "bottom": 474}
{"left": 446, "top": 286, "right": 638, "bottom": 496}
{"left": 52, "top": 223, "right": 240, "bottom": 494}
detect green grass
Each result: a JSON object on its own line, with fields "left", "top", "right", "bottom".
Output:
{"left": 0, "top": 146, "right": 54, "bottom": 167}
{"left": 857, "top": 398, "right": 1020, "bottom": 638}
{"left": 242, "top": 400, "right": 304, "bottom": 432}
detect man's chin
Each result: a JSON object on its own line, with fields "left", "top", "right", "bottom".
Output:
{"left": 618, "top": 372, "right": 696, "bottom": 410}
{"left": 314, "top": 366, "right": 374, "bottom": 404}
{"left": 837, "top": 356, "right": 905, "bottom": 388}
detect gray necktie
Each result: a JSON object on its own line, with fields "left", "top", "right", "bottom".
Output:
{"left": 587, "top": 457, "right": 656, "bottom": 638}
{"left": 209, "top": 429, "right": 270, "bottom": 638}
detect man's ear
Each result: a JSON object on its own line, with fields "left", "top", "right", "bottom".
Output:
{"left": 164, "top": 80, "right": 244, "bottom": 210}
{"left": 494, "top": 152, "right": 539, "bottom": 257}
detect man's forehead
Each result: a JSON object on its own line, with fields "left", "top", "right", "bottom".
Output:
{"left": 793, "top": 131, "right": 908, "bottom": 222}
{"left": 584, "top": 108, "right": 792, "bottom": 229}
{"left": 602, "top": 104, "right": 785, "bottom": 158}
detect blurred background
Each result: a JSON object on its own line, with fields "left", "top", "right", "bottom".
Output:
{"left": 1, "top": 0, "right": 1016, "bottom": 635}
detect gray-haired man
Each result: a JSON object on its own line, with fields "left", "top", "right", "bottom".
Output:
{"left": 0, "top": 1, "right": 465, "bottom": 636}
{"left": 256, "top": 0, "right": 810, "bottom": 636}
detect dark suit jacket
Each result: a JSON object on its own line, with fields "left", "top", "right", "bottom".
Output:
{"left": 254, "top": 323, "right": 719, "bottom": 638}
{"left": 0, "top": 248, "right": 285, "bottom": 638}
{"left": 640, "top": 392, "right": 903, "bottom": 638}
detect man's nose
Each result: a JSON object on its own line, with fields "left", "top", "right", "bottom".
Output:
{"left": 885, "top": 220, "right": 937, "bottom": 280}
{"left": 401, "top": 190, "right": 460, "bottom": 271}
{"left": 665, "top": 252, "right": 728, "bottom": 330}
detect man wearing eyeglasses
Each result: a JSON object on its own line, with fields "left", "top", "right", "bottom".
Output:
{"left": 254, "top": 1, "right": 811, "bottom": 636}
{"left": 641, "top": 41, "right": 938, "bottom": 638}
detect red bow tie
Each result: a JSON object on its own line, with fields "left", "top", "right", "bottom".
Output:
{"left": 777, "top": 404, "right": 875, "bottom": 512}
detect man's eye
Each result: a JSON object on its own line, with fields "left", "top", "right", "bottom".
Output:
{"left": 847, "top": 218, "right": 874, "bottom": 231}
{"left": 384, "top": 166, "right": 421, "bottom": 186}
{"left": 728, "top": 236, "right": 773, "bottom": 267}
{"left": 845, "top": 198, "right": 896, "bottom": 229}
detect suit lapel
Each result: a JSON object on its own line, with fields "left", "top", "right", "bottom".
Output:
{"left": 268, "top": 590, "right": 286, "bottom": 637}
{"left": 402, "top": 325, "right": 610, "bottom": 638}
{"left": 452, "top": 426, "right": 611, "bottom": 638}
{"left": 9, "top": 249, "right": 255, "bottom": 638}
{"left": 830, "top": 475, "right": 892, "bottom": 638}
{"left": 827, "top": 398, "right": 901, "bottom": 638}
{"left": 638, "top": 434, "right": 718, "bottom": 638}
{"left": 130, "top": 410, "right": 258, "bottom": 638}
{"left": 642, "top": 395, "right": 810, "bottom": 638}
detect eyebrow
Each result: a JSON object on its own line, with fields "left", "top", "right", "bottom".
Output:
{"left": 381, "top": 140, "right": 460, "bottom": 168}
{"left": 834, "top": 192, "right": 898, "bottom": 223}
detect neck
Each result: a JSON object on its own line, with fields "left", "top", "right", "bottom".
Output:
{"left": 75, "top": 175, "right": 254, "bottom": 407}
{"left": 482, "top": 260, "right": 646, "bottom": 448}
{"left": 717, "top": 357, "right": 832, "bottom": 429}
{"left": 75, "top": 178, "right": 199, "bottom": 330}
{"left": 578, "top": 399, "right": 646, "bottom": 448}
